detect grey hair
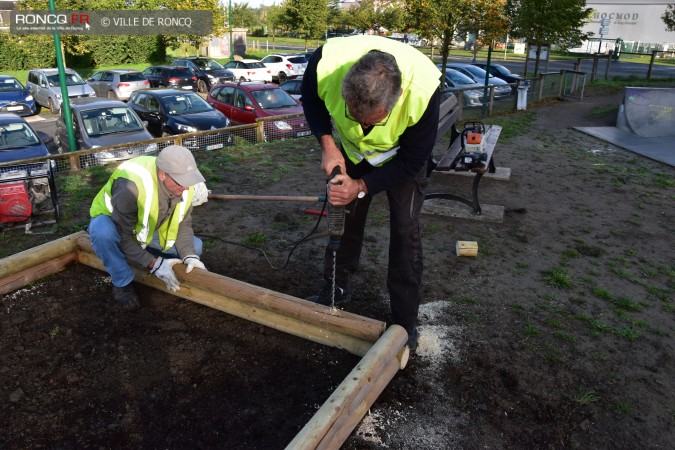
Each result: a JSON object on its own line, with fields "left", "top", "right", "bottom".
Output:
{"left": 342, "top": 50, "right": 402, "bottom": 118}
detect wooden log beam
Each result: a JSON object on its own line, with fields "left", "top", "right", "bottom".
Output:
{"left": 285, "top": 325, "right": 408, "bottom": 450}
{"left": 77, "top": 250, "right": 374, "bottom": 356}
{"left": 76, "top": 235, "right": 385, "bottom": 344}
{"left": 0, "top": 252, "right": 77, "bottom": 295}
{"left": 0, "top": 230, "right": 86, "bottom": 279}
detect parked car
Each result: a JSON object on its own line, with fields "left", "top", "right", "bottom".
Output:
{"left": 471, "top": 63, "right": 526, "bottom": 86}
{"left": 440, "top": 63, "right": 512, "bottom": 99}
{"left": 26, "top": 68, "right": 96, "bottom": 114}
{"left": 0, "top": 113, "right": 51, "bottom": 165}
{"left": 127, "top": 89, "right": 233, "bottom": 150}
{"left": 279, "top": 77, "right": 303, "bottom": 102}
{"left": 142, "top": 66, "right": 198, "bottom": 91}
{"left": 442, "top": 69, "right": 488, "bottom": 107}
{"left": 206, "top": 82, "right": 311, "bottom": 141}
{"left": 0, "top": 75, "right": 39, "bottom": 116}
{"left": 221, "top": 59, "right": 272, "bottom": 83}
{"left": 0, "top": 113, "right": 58, "bottom": 222}
{"left": 172, "top": 57, "right": 235, "bottom": 93}
{"left": 86, "top": 69, "right": 150, "bottom": 101}
{"left": 54, "top": 97, "right": 156, "bottom": 166}
{"left": 296, "top": 51, "right": 314, "bottom": 61}
{"left": 259, "top": 54, "right": 307, "bottom": 84}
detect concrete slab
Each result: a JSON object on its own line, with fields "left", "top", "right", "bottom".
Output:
{"left": 574, "top": 126, "right": 675, "bottom": 167}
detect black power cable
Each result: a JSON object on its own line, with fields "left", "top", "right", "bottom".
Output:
{"left": 196, "top": 192, "right": 330, "bottom": 270}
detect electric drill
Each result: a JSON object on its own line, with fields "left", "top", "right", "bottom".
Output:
{"left": 327, "top": 166, "right": 345, "bottom": 252}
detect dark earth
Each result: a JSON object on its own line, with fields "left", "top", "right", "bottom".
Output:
{"left": 1, "top": 86, "right": 674, "bottom": 449}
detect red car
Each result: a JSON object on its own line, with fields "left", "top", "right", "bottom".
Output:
{"left": 206, "top": 82, "right": 311, "bottom": 141}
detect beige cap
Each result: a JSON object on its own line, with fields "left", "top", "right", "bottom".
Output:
{"left": 156, "top": 145, "right": 205, "bottom": 187}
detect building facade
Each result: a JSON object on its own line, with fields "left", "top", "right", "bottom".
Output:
{"left": 579, "top": 1, "right": 674, "bottom": 52}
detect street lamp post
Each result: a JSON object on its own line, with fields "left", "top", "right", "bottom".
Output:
{"left": 229, "top": 0, "right": 233, "bottom": 60}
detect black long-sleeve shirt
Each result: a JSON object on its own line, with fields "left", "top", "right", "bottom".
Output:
{"left": 301, "top": 45, "right": 440, "bottom": 194}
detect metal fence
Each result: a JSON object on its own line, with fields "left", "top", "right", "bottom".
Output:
{"left": 450, "top": 69, "right": 585, "bottom": 120}
{"left": 0, "top": 78, "right": 579, "bottom": 229}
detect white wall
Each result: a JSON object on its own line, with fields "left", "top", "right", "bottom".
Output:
{"left": 584, "top": 2, "right": 675, "bottom": 43}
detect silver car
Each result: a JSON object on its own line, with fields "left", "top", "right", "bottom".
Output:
{"left": 86, "top": 69, "right": 150, "bottom": 101}
{"left": 26, "top": 68, "right": 96, "bottom": 114}
{"left": 54, "top": 97, "right": 156, "bottom": 166}
{"left": 440, "top": 63, "right": 513, "bottom": 99}
{"left": 443, "top": 69, "right": 489, "bottom": 107}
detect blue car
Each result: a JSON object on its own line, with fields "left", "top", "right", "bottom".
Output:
{"left": 0, "top": 75, "right": 39, "bottom": 116}
{"left": 128, "top": 89, "right": 234, "bottom": 150}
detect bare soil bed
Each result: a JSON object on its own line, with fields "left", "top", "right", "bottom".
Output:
{"left": 1, "top": 87, "right": 674, "bottom": 449}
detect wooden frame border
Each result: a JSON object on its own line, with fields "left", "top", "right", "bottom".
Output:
{"left": 0, "top": 231, "right": 409, "bottom": 449}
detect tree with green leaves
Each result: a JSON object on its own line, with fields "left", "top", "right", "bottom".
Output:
{"left": 505, "top": 0, "right": 593, "bottom": 75}
{"left": 405, "top": 0, "right": 465, "bottom": 75}
{"left": 663, "top": 4, "right": 675, "bottom": 31}
{"left": 459, "top": 0, "right": 509, "bottom": 62}
{"left": 344, "top": 0, "right": 378, "bottom": 33}
{"left": 326, "top": 0, "right": 348, "bottom": 34}
{"left": 283, "top": 0, "right": 330, "bottom": 46}
{"left": 232, "top": 2, "right": 261, "bottom": 30}
{"left": 263, "top": 4, "right": 287, "bottom": 41}
{"left": 375, "top": 2, "right": 407, "bottom": 33}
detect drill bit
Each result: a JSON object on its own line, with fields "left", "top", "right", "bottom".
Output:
{"left": 327, "top": 166, "right": 345, "bottom": 309}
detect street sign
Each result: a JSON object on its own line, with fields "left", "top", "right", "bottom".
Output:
{"left": 601, "top": 18, "right": 610, "bottom": 26}
{"left": 599, "top": 27, "right": 609, "bottom": 35}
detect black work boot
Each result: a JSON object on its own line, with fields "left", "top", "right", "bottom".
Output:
{"left": 306, "top": 281, "right": 352, "bottom": 306}
{"left": 404, "top": 324, "right": 419, "bottom": 353}
{"left": 112, "top": 284, "right": 140, "bottom": 311}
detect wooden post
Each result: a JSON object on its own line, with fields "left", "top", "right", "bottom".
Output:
{"left": 256, "top": 120, "right": 265, "bottom": 142}
{"left": 647, "top": 50, "right": 657, "bottom": 79}
{"left": 285, "top": 325, "right": 408, "bottom": 450}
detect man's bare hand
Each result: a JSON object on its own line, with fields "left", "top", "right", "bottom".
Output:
{"left": 319, "top": 135, "right": 345, "bottom": 177}
{"left": 327, "top": 175, "right": 360, "bottom": 206}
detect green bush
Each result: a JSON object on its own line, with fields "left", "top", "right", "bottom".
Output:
{"left": 0, "top": 32, "right": 166, "bottom": 70}
{"left": 85, "top": 35, "right": 166, "bottom": 66}
{"left": 0, "top": 34, "right": 56, "bottom": 69}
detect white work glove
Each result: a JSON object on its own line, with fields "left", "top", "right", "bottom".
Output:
{"left": 183, "top": 255, "right": 206, "bottom": 273}
{"left": 192, "top": 182, "right": 210, "bottom": 206}
{"left": 150, "top": 257, "right": 182, "bottom": 292}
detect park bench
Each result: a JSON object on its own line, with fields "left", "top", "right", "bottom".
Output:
{"left": 423, "top": 92, "right": 510, "bottom": 222}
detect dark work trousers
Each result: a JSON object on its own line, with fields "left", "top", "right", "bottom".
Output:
{"left": 322, "top": 158, "right": 429, "bottom": 331}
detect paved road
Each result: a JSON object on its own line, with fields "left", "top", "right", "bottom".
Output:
{"left": 266, "top": 43, "right": 675, "bottom": 79}
{"left": 444, "top": 55, "right": 675, "bottom": 79}
{"left": 25, "top": 113, "right": 59, "bottom": 154}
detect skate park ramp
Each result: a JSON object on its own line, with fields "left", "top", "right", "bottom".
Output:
{"left": 574, "top": 87, "right": 675, "bottom": 167}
